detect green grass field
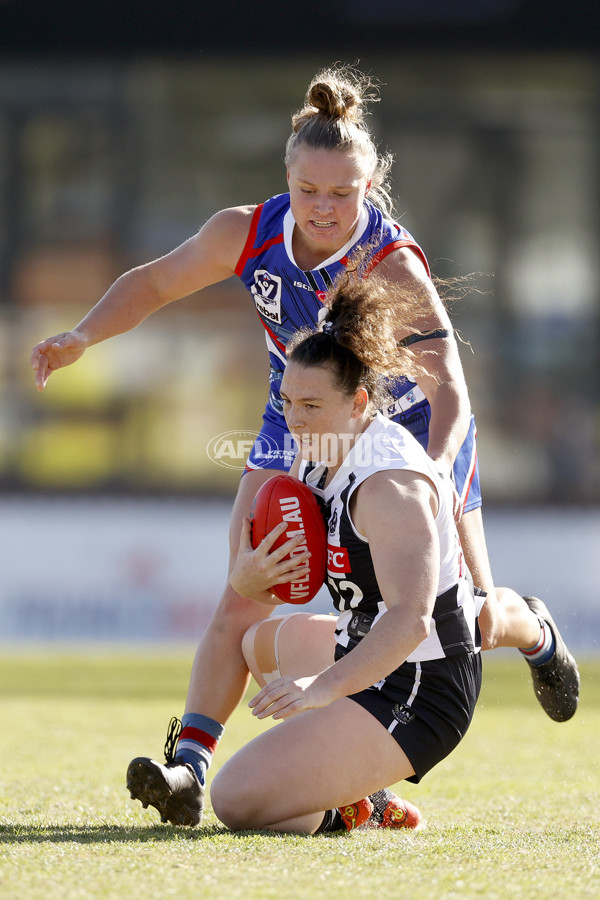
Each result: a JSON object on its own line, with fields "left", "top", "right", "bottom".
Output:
{"left": 0, "top": 649, "right": 598, "bottom": 900}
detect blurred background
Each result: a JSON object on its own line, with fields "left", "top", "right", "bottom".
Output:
{"left": 0, "top": 1, "right": 598, "bottom": 647}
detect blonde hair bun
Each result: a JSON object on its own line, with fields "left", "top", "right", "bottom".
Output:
{"left": 286, "top": 65, "right": 394, "bottom": 218}
{"left": 292, "top": 66, "right": 376, "bottom": 129}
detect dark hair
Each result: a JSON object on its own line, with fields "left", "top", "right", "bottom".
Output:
{"left": 287, "top": 260, "right": 428, "bottom": 408}
{"left": 287, "top": 328, "right": 382, "bottom": 402}
{"left": 285, "top": 65, "right": 394, "bottom": 218}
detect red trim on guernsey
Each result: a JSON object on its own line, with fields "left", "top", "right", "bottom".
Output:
{"left": 179, "top": 725, "right": 219, "bottom": 754}
{"left": 462, "top": 445, "right": 478, "bottom": 507}
{"left": 253, "top": 232, "right": 284, "bottom": 259}
{"left": 367, "top": 239, "right": 431, "bottom": 277}
{"left": 255, "top": 309, "right": 287, "bottom": 353}
{"left": 234, "top": 204, "right": 284, "bottom": 276}
{"left": 234, "top": 204, "right": 263, "bottom": 277}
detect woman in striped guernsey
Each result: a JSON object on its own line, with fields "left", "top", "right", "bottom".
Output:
{"left": 212, "top": 270, "right": 482, "bottom": 833}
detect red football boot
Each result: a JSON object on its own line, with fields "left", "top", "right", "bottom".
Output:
{"left": 369, "top": 788, "right": 422, "bottom": 829}
{"left": 337, "top": 797, "right": 374, "bottom": 831}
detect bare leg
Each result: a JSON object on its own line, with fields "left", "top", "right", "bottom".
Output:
{"left": 184, "top": 467, "right": 283, "bottom": 719}
{"left": 458, "top": 507, "right": 579, "bottom": 722}
{"left": 239, "top": 614, "right": 422, "bottom": 832}
{"left": 242, "top": 612, "right": 336, "bottom": 687}
{"left": 126, "top": 467, "right": 288, "bottom": 826}
{"left": 210, "top": 698, "right": 415, "bottom": 833}
{"left": 458, "top": 507, "right": 540, "bottom": 651}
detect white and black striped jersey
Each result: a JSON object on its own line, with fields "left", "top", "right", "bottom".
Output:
{"left": 300, "top": 414, "right": 482, "bottom": 665}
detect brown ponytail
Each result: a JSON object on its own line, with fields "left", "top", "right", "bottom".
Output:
{"left": 287, "top": 259, "right": 431, "bottom": 407}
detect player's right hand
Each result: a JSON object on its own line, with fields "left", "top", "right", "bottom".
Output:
{"left": 248, "top": 672, "right": 332, "bottom": 721}
{"left": 31, "top": 330, "right": 88, "bottom": 391}
{"left": 230, "top": 518, "right": 310, "bottom": 604}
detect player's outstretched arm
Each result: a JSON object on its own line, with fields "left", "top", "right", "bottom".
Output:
{"left": 31, "top": 205, "right": 255, "bottom": 391}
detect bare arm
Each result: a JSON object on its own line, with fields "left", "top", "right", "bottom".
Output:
{"left": 378, "top": 248, "right": 472, "bottom": 472}
{"left": 31, "top": 205, "right": 255, "bottom": 390}
{"left": 250, "top": 470, "right": 440, "bottom": 719}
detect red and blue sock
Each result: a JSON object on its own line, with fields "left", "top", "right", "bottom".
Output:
{"left": 519, "top": 619, "right": 556, "bottom": 666}
{"left": 175, "top": 713, "right": 224, "bottom": 785}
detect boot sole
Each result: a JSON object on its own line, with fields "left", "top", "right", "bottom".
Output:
{"left": 126, "top": 757, "right": 202, "bottom": 826}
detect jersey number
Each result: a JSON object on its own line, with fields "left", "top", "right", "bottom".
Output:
{"left": 327, "top": 575, "right": 363, "bottom": 611}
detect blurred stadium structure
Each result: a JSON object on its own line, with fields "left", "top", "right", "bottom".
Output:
{"left": 0, "top": 3, "right": 598, "bottom": 644}
{"left": 0, "top": 496, "right": 596, "bottom": 649}
{"left": 1, "top": 54, "right": 598, "bottom": 501}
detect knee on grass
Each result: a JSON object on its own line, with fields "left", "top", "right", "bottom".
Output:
{"left": 210, "top": 769, "right": 264, "bottom": 831}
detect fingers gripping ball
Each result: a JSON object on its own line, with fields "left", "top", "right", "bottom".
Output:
{"left": 250, "top": 474, "right": 327, "bottom": 604}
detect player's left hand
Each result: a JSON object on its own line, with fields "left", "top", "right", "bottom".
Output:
{"left": 249, "top": 673, "right": 332, "bottom": 721}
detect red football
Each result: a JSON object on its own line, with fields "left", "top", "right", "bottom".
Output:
{"left": 249, "top": 474, "right": 327, "bottom": 604}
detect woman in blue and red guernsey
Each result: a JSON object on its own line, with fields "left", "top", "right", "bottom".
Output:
{"left": 31, "top": 65, "right": 578, "bottom": 829}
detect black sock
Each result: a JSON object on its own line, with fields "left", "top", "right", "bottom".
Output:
{"left": 314, "top": 808, "right": 345, "bottom": 833}
{"left": 368, "top": 788, "right": 393, "bottom": 825}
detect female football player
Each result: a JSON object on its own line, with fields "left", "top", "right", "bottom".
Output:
{"left": 31, "top": 65, "right": 578, "bottom": 827}
{"left": 212, "top": 269, "right": 482, "bottom": 833}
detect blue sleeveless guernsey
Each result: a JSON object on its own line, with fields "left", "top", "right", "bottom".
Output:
{"left": 234, "top": 193, "right": 481, "bottom": 512}
{"left": 235, "top": 193, "right": 428, "bottom": 418}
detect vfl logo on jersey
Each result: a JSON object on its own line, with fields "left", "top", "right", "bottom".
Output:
{"left": 251, "top": 270, "right": 282, "bottom": 324}
{"left": 327, "top": 544, "right": 351, "bottom": 575}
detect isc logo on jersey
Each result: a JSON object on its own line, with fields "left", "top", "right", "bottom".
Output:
{"left": 327, "top": 544, "right": 351, "bottom": 576}
{"left": 251, "top": 270, "right": 282, "bottom": 324}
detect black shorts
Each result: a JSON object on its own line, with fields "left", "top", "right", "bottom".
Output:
{"left": 340, "top": 650, "right": 482, "bottom": 783}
